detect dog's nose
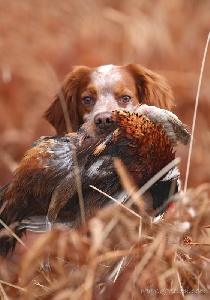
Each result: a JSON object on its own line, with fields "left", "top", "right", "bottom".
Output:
{"left": 94, "top": 112, "right": 113, "bottom": 130}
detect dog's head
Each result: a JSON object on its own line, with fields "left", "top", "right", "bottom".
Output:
{"left": 44, "top": 64, "right": 174, "bottom": 135}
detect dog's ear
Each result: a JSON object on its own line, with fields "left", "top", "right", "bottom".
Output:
{"left": 44, "top": 66, "right": 91, "bottom": 135}
{"left": 125, "top": 64, "right": 174, "bottom": 110}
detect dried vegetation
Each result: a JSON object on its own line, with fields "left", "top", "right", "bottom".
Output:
{"left": 0, "top": 0, "right": 210, "bottom": 299}
{"left": 1, "top": 185, "right": 210, "bottom": 299}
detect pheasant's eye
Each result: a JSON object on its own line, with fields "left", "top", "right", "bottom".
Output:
{"left": 82, "top": 97, "right": 95, "bottom": 106}
{"left": 118, "top": 95, "right": 132, "bottom": 105}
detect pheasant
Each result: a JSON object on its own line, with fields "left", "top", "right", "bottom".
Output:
{"left": 0, "top": 105, "right": 191, "bottom": 255}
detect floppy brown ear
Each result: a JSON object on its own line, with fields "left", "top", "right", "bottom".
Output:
{"left": 125, "top": 64, "right": 174, "bottom": 110}
{"left": 44, "top": 66, "right": 91, "bottom": 135}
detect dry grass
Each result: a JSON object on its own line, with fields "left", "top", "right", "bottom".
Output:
{"left": 0, "top": 0, "right": 210, "bottom": 299}
{"left": 0, "top": 0, "right": 210, "bottom": 187}
{"left": 1, "top": 185, "right": 210, "bottom": 299}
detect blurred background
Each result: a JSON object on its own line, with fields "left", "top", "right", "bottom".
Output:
{"left": 0, "top": 0, "right": 209, "bottom": 188}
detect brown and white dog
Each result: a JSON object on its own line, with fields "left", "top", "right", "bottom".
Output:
{"left": 44, "top": 64, "right": 174, "bottom": 135}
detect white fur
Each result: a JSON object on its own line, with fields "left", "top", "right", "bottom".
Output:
{"left": 90, "top": 65, "right": 122, "bottom": 113}
{"left": 92, "top": 65, "right": 122, "bottom": 88}
{"left": 96, "top": 64, "right": 117, "bottom": 74}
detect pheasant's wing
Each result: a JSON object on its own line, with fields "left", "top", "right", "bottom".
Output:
{"left": 0, "top": 135, "right": 80, "bottom": 254}
{"left": 20, "top": 172, "right": 79, "bottom": 232}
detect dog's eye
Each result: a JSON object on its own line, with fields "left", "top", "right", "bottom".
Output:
{"left": 82, "top": 97, "right": 95, "bottom": 106}
{"left": 119, "top": 95, "right": 132, "bottom": 105}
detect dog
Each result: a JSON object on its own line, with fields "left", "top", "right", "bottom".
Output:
{"left": 44, "top": 64, "right": 174, "bottom": 135}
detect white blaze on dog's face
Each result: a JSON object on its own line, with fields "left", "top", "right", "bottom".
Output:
{"left": 81, "top": 65, "right": 139, "bottom": 136}
{"left": 89, "top": 64, "right": 139, "bottom": 112}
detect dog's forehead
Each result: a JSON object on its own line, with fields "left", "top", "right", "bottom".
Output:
{"left": 96, "top": 64, "right": 119, "bottom": 73}
{"left": 91, "top": 65, "right": 122, "bottom": 84}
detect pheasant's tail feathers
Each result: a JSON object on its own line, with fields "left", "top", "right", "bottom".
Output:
{"left": 127, "top": 105, "right": 191, "bottom": 146}
{"left": 163, "top": 109, "right": 191, "bottom": 145}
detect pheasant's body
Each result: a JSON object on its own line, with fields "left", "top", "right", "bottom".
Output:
{"left": 0, "top": 107, "right": 190, "bottom": 255}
